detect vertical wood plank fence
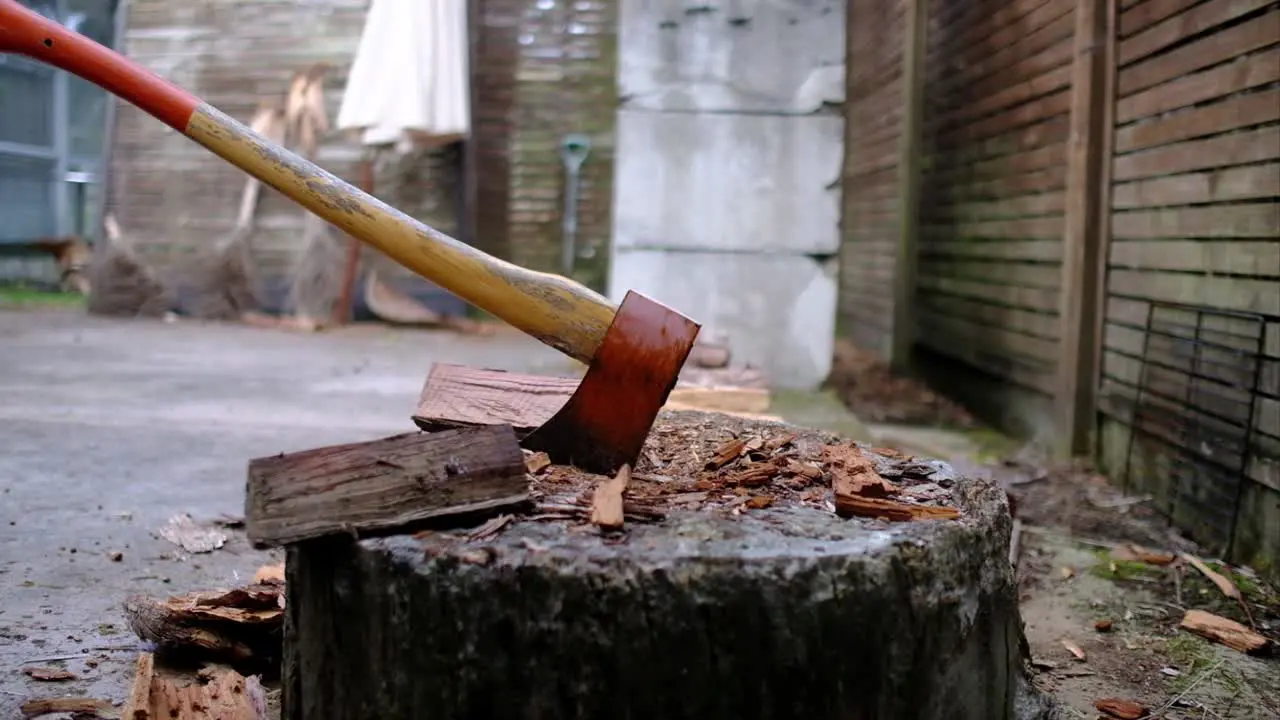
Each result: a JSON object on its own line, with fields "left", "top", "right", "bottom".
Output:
{"left": 841, "top": 0, "right": 1279, "bottom": 574}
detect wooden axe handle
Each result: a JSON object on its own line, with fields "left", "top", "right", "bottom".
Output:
{"left": 0, "top": 0, "right": 614, "bottom": 363}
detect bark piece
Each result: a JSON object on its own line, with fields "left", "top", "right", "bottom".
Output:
{"left": 245, "top": 425, "right": 529, "bottom": 547}
{"left": 823, "top": 444, "right": 900, "bottom": 499}
{"left": 1061, "top": 638, "right": 1086, "bottom": 661}
{"left": 282, "top": 476, "right": 1054, "bottom": 720}
{"left": 524, "top": 451, "right": 552, "bottom": 474}
{"left": 20, "top": 697, "right": 114, "bottom": 718}
{"left": 123, "top": 583, "right": 284, "bottom": 666}
{"left": 22, "top": 667, "right": 76, "bottom": 681}
{"left": 706, "top": 438, "right": 747, "bottom": 470}
{"left": 724, "top": 461, "right": 782, "bottom": 488}
{"left": 1179, "top": 609, "right": 1269, "bottom": 654}
{"left": 1094, "top": 698, "right": 1145, "bottom": 719}
{"left": 122, "top": 652, "right": 266, "bottom": 719}
{"left": 590, "top": 465, "right": 630, "bottom": 531}
{"left": 834, "top": 494, "right": 962, "bottom": 522}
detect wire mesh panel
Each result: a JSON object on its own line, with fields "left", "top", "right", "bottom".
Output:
{"left": 1122, "top": 302, "right": 1266, "bottom": 557}
{"left": 0, "top": 19, "right": 58, "bottom": 246}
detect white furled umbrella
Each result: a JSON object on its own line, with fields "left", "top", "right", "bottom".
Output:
{"left": 336, "top": 0, "right": 470, "bottom": 150}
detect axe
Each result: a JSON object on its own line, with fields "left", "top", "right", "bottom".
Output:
{"left": 0, "top": 0, "right": 700, "bottom": 474}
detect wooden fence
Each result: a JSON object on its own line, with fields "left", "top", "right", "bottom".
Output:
{"left": 841, "top": 0, "right": 1279, "bottom": 572}
{"left": 472, "top": 0, "right": 617, "bottom": 292}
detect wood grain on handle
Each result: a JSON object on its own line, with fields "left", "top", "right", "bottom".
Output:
{"left": 0, "top": 0, "right": 616, "bottom": 363}
{"left": 186, "top": 105, "right": 615, "bottom": 362}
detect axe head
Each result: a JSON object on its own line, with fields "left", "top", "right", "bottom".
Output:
{"left": 522, "top": 290, "right": 700, "bottom": 475}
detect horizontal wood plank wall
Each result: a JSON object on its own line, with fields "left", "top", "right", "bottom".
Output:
{"left": 1097, "top": 0, "right": 1279, "bottom": 574}
{"left": 840, "top": 0, "right": 906, "bottom": 360}
{"left": 110, "top": 0, "right": 371, "bottom": 281}
{"left": 911, "top": 0, "right": 1078, "bottom": 434}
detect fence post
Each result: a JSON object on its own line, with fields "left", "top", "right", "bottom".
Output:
{"left": 1055, "top": 0, "right": 1116, "bottom": 458}
{"left": 890, "top": 0, "right": 927, "bottom": 371}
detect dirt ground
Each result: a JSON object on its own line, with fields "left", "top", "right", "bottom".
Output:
{"left": 1012, "top": 470, "right": 1279, "bottom": 719}
{"left": 826, "top": 340, "right": 1280, "bottom": 719}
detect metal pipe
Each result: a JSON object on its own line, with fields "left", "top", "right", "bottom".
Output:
{"left": 558, "top": 133, "right": 590, "bottom": 276}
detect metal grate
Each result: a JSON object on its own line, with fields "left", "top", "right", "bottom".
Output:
{"left": 1121, "top": 301, "right": 1266, "bottom": 557}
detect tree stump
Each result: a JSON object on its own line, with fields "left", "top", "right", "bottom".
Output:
{"left": 283, "top": 412, "right": 1058, "bottom": 720}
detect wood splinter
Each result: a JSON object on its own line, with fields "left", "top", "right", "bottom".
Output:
{"left": 591, "top": 464, "right": 630, "bottom": 531}
{"left": 122, "top": 651, "right": 267, "bottom": 719}
{"left": 245, "top": 425, "right": 529, "bottom": 547}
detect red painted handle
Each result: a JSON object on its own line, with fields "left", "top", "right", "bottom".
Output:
{"left": 0, "top": 0, "right": 199, "bottom": 131}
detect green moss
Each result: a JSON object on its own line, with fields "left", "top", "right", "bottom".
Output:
{"left": 1088, "top": 549, "right": 1166, "bottom": 582}
{"left": 769, "top": 389, "right": 872, "bottom": 442}
{"left": 961, "top": 426, "right": 1020, "bottom": 462}
{"left": 0, "top": 285, "right": 85, "bottom": 308}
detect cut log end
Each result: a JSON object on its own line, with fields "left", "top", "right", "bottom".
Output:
{"left": 282, "top": 416, "right": 1056, "bottom": 720}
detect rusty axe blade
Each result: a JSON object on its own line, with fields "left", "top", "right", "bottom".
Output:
{"left": 522, "top": 290, "right": 700, "bottom": 475}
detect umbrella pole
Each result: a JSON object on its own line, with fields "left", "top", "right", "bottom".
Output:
{"left": 332, "top": 147, "right": 376, "bottom": 325}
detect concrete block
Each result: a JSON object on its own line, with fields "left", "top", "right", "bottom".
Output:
{"left": 613, "top": 110, "right": 842, "bottom": 254}
{"left": 609, "top": 248, "right": 837, "bottom": 390}
{"left": 619, "top": 0, "right": 846, "bottom": 113}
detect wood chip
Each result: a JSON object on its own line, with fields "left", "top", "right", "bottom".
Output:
{"left": 20, "top": 697, "right": 115, "bottom": 718}
{"left": 122, "top": 652, "right": 266, "bottom": 719}
{"left": 523, "top": 451, "right": 552, "bottom": 474}
{"left": 783, "top": 460, "right": 824, "bottom": 481}
{"left": 1126, "top": 544, "right": 1174, "bottom": 565}
{"left": 466, "top": 514, "right": 514, "bottom": 542}
{"left": 252, "top": 564, "right": 284, "bottom": 585}
{"left": 725, "top": 461, "right": 781, "bottom": 488}
{"left": 1179, "top": 609, "right": 1269, "bottom": 654}
{"left": 1061, "top": 638, "right": 1086, "bottom": 661}
{"left": 823, "top": 444, "right": 900, "bottom": 499}
{"left": 156, "top": 513, "right": 227, "bottom": 554}
{"left": 123, "top": 651, "right": 154, "bottom": 719}
{"left": 1094, "top": 698, "right": 1146, "bottom": 719}
{"left": 765, "top": 433, "right": 797, "bottom": 451}
{"left": 705, "top": 438, "right": 747, "bottom": 470}
{"left": 1180, "top": 554, "right": 1241, "bottom": 599}
{"left": 22, "top": 666, "right": 77, "bottom": 681}
{"left": 833, "top": 494, "right": 961, "bottom": 522}
{"left": 590, "top": 464, "right": 629, "bottom": 531}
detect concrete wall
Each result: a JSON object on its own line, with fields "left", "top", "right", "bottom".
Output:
{"left": 608, "top": 0, "right": 846, "bottom": 390}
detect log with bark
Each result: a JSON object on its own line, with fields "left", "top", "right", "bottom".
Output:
{"left": 282, "top": 410, "right": 1058, "bottom": 720}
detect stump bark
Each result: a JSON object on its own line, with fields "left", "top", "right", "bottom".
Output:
{"left": 283, "top": 415, "right": 1058, "bottom": 720}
